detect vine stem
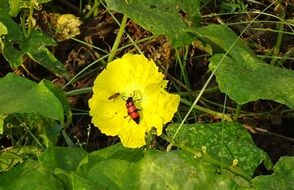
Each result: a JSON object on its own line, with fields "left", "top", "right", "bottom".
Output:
{"left": 23, "top": 0, "right": 34, "bottom": 38}
{"left": 65, "top": 87, "right": 92, "bottom": 96}
{"left": 85, "top": 0, "right": 100, "bottom": 19}
{"left": 175, "top": 49, "right": 190, "bottom": 88}
{"left": 107, "top": 14, "right": 128, "bottom": 63}
{"left": 270, "top": 5, "right": 285, "bottom": 66}
{"left": 162, "top": 134, "right": 253, "bottom": 182}
{"left": 180, "top": 98, "right": 232, "bottom": 121}
{"left": 234, "top": 103, "right": 242, "bottom": 121}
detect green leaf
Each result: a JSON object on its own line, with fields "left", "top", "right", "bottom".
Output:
{"left": 105, "top": 0, "right": 201, "bottom": 47}
{"left": 193, "top": 24, "right": 256, "bottom": 62}
{"left": 39, "top": 147, "right": 87, "bottom": 172}
{"left": 77, "top": 143, "right": 144, "bottom": 175}
{"left": 137, "top": 151, "right": 239, "bottom": 189}
{"left": 77, "top": 144, "right": 241, "bottom": 189}
{"left": 28, "top": 46, "right": 71, "bottom": 80}
{"left": 166, "top": 122, "right": 272, "bottom": 175}
{"left": 250, "top": 156, "right": 294, "bottom": 190}
{"left": 54, "top": 169, "right": 98, "bottom": 190}
{"left": 0, "top": 160, "right": 64, "bottom": 190}
{"left": 0, "top": 73, "right": 64, "bottom": 123}
{"left": 193, "top": 25, "right": 294, "bottom": 108}
{"left": 209, "top": 54, "right": 294, "bottom": 108}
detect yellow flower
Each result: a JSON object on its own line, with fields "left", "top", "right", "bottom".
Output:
{"left": 89, "top": 53, "right": 180, "bottom": 148}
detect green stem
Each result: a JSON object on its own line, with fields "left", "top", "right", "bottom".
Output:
{"left": 101, "top": 1, "right": 143, "bottom": 54}
{"left": 163, "top": 135, "right": 252, "bottom": 182}
{"left": 177, "top": 86, "right": 219, "bottom": 97}
{"left": 201, "top": 97, "right": 237, "bottom": 111}
{"left": 23, "top": 0, "right": 34, "bottom": 38}
{"left": 234, "top": 103, "right": 242, "bottom": 121}
{"left": 20, "top": 13, "right": 27, "bottom": 37}
{"left": 79, "top": 0, "right": 82, "bottom": 13}
{"left": 180, "top": 98, "right": 232, "bottom": 121}
{"left": 65, "top": 87, "right": 92, "bottom": 96}
{"left": 175, "top": 49, "right": 190, "bottom": 88}
{"left": 165, "top": 71, "right": 192, "bottom": 92}
{"left": 270, "top": 5, "right": 285, "bottom": 66}
{"left": 107, "top": 14, "right": 128, "bottom": 63}
{"left": 85, "top": 0, "right": 100, "bottom": 19}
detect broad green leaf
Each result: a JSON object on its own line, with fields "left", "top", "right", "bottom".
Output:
{"left": 21, "top": 29, "right": 56, "bottom": 49}
{"left": 193, "top": 25, "right": 294, "bottom": 108}
{"left": 166, "top": 122, "right": 272, "bottom": 175}
{"left": 54, "top": 169, "right": 99, "bottom": 190}
{"left": 106, "top": 0, "right": 200, "bottom": 47}
{"left": 39, "top": 147, "right": 87, "bottom": 172}
{"left": 0, "top": 73, "right": 64, "bottom": 123}
{"left": 192, "top": 24, "right": 256, "bottom": 62}
{"left": 137, "top": 151, "right": 240, "bottom": 189}
{"left": 46, "top": 144, "right": 142, "bottom": 189}
{"left": 0, "top": 160, "right": 64, "bottom": 190}
{"left": 77, "top": 143, "right": 144, "bottom": 175}
{"left": 209, "top": 54, "right": 294, "bottom": 108}
{"left": 85, "top": 158, "right": 139, "bottom": 189}
{"left": 250, "top": 156, "right": 294, "bottom": 190}
{"left": 28, "top": 46, "right": 71, "bottom": 80}
{"left": 77, "top": 145, "right": 241, "bottom": 189}
{"left": 0, "top": 1, "right": 71, "bottom": 79}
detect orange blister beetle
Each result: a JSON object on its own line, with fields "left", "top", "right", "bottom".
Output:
{"left": 126, "top": 97, "right": 140, "bottom": 124}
